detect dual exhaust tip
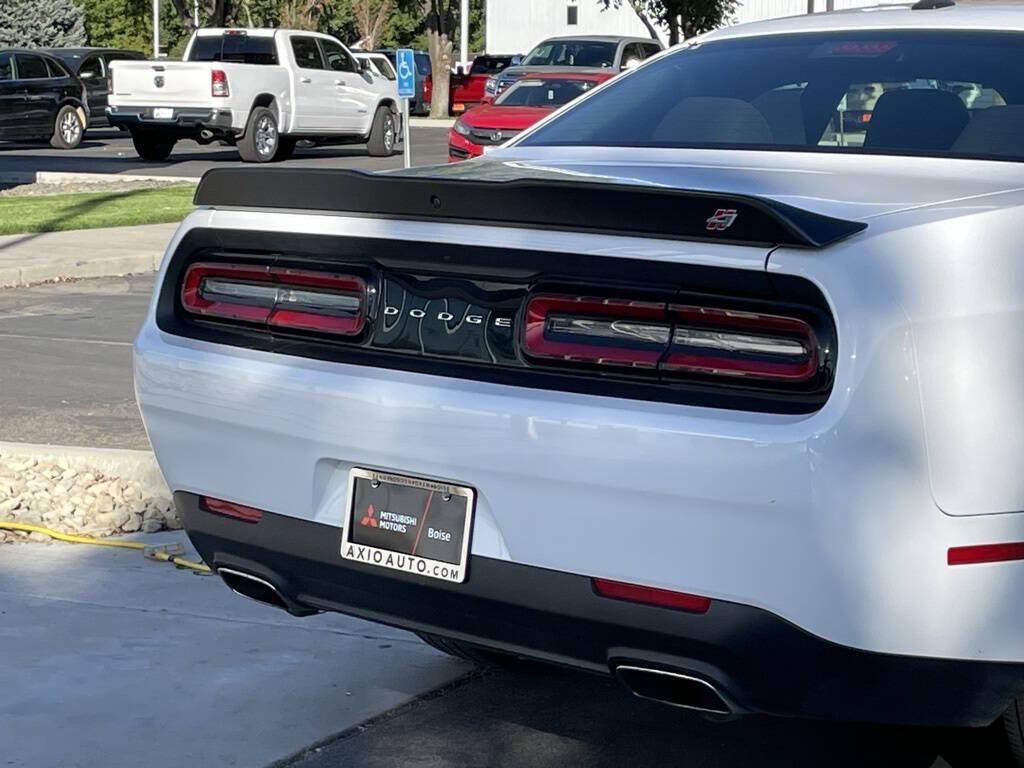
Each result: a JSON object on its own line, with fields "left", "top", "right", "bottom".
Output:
{"left": 219, "top": 567, "right": 733, "bottom": 715}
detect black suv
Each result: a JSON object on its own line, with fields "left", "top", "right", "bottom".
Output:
{"left": 43, "top": 47, "right": 144, "bottom": 127}
{"left": 0, "top": 49, "right": 88, "bottom": 148}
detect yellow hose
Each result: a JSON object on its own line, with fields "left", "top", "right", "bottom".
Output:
{"left": 0, "top": 520, "right": 211, "bottom": 573}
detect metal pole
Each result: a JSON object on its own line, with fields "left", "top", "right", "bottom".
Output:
{"left": 807, "top": 0, "right": 814, "bottom": 13}
{"left": 194, "top": 0, "right": 199, "bottom": 26}
{"left": 403, "top": 98, "right": 411, "bottom": 169}
{"left": 460, "top": 0, "right": 469, "bottom": 69}
{"left": 152, "top": 0, "right": 160, "bottom": 59}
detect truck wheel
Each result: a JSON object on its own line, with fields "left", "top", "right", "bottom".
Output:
{"left": 50, "top": 105, "right": 84, "bottom": 149}
{"left": 131, "top": 131, "right": 175, "bottom": 162}
{"left": 366, "top": 105, "right": 397, "bottom": 157}
{"left": 238, "top": 107, "right": 280, "bottom": 163}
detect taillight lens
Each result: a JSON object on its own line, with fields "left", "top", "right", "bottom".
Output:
{"left": 200, "top": 496, "right": 263, "bottom": 523}
{"left": 181, "top": 262, "right": 365, "bottom": 336}
{"left": 211, "top": 69, "right": 229, "bottom": 97}
{"left": 523, "top": 292, "right": 821, "bottom": 384}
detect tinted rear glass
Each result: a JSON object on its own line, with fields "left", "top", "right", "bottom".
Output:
{"left": 497, "top": 78, "right": 601, "bottom": 107}
{"left": 521, "top": 40, "right": 617, "bottom": 68}
{"left": 15, "top": 54, "right": 50, "bottom": 79}
{"left": 415, "top": 53, "right": 430, "bottom": 75}
{"left": 520, "top": 31, "right": 1024, "bottom": 162}
{"left": 188, "top": 34, "right": 278, "bottom": 64}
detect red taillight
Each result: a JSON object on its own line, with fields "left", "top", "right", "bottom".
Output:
{"left": 212, "top": 69, "right": 229, "bottom": 97}
{"left": 522, "top": 292, "right": 820, "bottom": 383}
{"left": 181, "top": 262, "right": 365, "bottom": 336}
{"left": 593, "top": 578, "right": 711, "bottom": 613}
{"left": 948, "top": 542, "right": 1024, "bottom": 566}
{"left": 200, "top": 496, "right": 263, "bottom": 522}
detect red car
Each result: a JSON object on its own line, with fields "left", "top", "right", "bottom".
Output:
{"left": 448, "top": 71, "right": 612, "bottom": 162}
{"left": 425, "top": 56, "right": 513, "bottom": 116}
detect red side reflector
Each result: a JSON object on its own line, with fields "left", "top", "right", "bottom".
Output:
{"left": 200, "top": 496, "right": 263, "bottom": 523}
{"left": 592, "top": 578, "right": 711, "bottom": 613}
{"left": 948, "top": 542, "right": 1024, "bottom": 566}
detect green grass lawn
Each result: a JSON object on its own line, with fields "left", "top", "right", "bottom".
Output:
{"left": 0, "top": 185, "right": 196, "bottom": 235}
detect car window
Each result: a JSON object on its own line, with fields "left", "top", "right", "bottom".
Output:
{"left": 189, "top": 34, "right": 278, "bottom": 64}
{"left": 0, "top": 53, "right": 11, "bottom": 81}
{"left": 415, "top": 53, "right": 430, "bottom": 76}
{"left": 290, "top": 36, "right": 325, "bottom": 70}
{"left": 15, "top": 54, "right": 50, "bottom": 79}
{"left": 521, "top": 40, "right": 617, "bottom": 68}
{"left": 45, "top": 58, "right": 71, "bottom": 78}
{"left": 471, "top": 57, "right": 509, "bottom": 75}
{"left": 621, "top": 43, "right": 643, "bottom": 67}
{"left": 373, "top": 56, "right": 396, "bottom": 80}
{"left": 496, "top": 78, "right": 600, "bottom": 107}
{"left": 641, "top": 43, "right": 661, "bottom": 58}
{"left": 320, "top": 39, "right": 355, "bottom": 73}
{"left": 79, "top": 55, "right": 105, "bottom": 81}
{"left": 520, "top": 30, "right": 1024, "bottom": 162}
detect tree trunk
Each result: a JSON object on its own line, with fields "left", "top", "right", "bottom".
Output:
{"left": 632, "top": 4, "right": 661, "bottom": 41}
{"left": 423, "top": 1, "right": 455, "bottom": 119}
{"left": 666, "top": 14, "right": 679, "bottom": 45}
{"left": 168, "top": 0, "right": 197, "bottom": 32}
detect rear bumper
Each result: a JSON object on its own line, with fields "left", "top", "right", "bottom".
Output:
{"left": 180, "top": 492, "right": 1024, "bottom": 727}
{"left": 106, "top": 106, "right": 235, "bottom": 135}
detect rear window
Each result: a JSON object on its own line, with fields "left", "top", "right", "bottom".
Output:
{"left": 520, "top": 31, "right": 1024, "bottom": 162}
{"left": 497, "top": 78, "right": 600, "bottom": 107}
{"left": 415, "top": 53, "right": 430, "bottom": 76}
{"left": 15, "top": 54, "right": 50, "bottom": 79}
{"left": 521, "top": 40, "right": 618, "bottom": 69}
{"left": 188, "top": 34, "right": 278, "bottom": 65}
{"left": 471, "top": 56, "right": 510, "bottom": 75}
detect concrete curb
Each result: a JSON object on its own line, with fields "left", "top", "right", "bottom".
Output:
{"left": 0, "top": 170, "right": 202, "bottom": 185}
{"left": 409, "top": 117, "right": 455, "bottom": 128}
{"left": 0, "top": 252, "right": 163, "bottom": 289}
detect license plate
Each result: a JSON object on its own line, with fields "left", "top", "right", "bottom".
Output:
{"left": 452, "top": 103, "right": 465, "bottom": 112}
{"left": 340, "top": 468, "right": 474, "bottom": 583}
{"left": 152, "top": 107, "right": 174, "bottom": 120}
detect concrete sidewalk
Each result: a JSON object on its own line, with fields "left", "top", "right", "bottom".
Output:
{"left": 0, "top": 222, "right": 178, "bottom": 288}
{"left": 0, "top": 531, "right": 469, "bottom": 768}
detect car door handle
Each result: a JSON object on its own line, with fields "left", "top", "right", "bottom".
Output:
{"left": 299, "top": 77, "right": 311, "bottom": 84}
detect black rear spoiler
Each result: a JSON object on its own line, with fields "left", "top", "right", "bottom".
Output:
{"left": 193, "top": 168, "right": 867, "bottom": 249}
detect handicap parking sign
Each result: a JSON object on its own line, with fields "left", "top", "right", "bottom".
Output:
{"left": 396, "top": 48, "right": 416, "bottom": 100}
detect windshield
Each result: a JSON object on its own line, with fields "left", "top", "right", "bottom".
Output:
{"left": 519, "top": 30, "right": 1024, "bottom": 162}
{"left": 496, "top": 78, "right": 601, "bottom": 107}
{"left": 188, "top": 34, "right": 278, "bottom": 65}
{"left": 521, "top": 40, "right": 617, "bottom": 68}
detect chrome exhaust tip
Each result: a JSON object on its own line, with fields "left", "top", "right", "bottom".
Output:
{"left": 614, "top": 665, "right": 732, "bottom": 715}
{"left": 217, "top": 567, "right": 319, "bottom": 616}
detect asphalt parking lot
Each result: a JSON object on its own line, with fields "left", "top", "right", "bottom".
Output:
{"left": 0, "top": 124, "right": 451, "bottom": 179}
{"left": 0, "top": 276, "right": 1004, "bottom": 767}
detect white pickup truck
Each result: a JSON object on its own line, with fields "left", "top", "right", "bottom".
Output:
{"left": 107, "top": 28, "right": 399, "bottom": 162}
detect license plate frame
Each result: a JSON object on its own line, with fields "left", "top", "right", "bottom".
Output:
{"left": 152, "top": 107, "right": 174, "bottom": 120}
{"left": 340, "top": 468, "right": 474, "bottom": 583}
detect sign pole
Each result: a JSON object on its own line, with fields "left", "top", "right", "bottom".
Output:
{"left": 403, "top": 98, "right": 411, "bottom": 169}
{"left": 152, "top": 0, "right": 160, "bottom": 59}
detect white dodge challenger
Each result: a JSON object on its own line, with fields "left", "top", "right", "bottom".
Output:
{"left": 135, "top": 2, "right": 1024, "bottom": 758}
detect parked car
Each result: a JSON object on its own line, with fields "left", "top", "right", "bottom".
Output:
{"left": 372, "top": 48, "right": 431, "bottom": 115}
{"left": 448, "top": 71, "right": 611, "bottom": 161}
{"left": 484, "top": 35, "right": 662, "bottom": 100}
{"left": 42, "top": 47, "right": 144, "bottom": 127}
{"left": 135, "top": 4, "right": 1024, "bottom": 764}
{"left": 107, "top": 28, "right": 400, "bottom": 162}
{"left": 353, "top": 51, "right": 396, "bottom": 81}
{"left": 0, "top": 49, "right": 88, "bottom": 148}
{"left": 448, "top": 55, "right": 513, "bottom": 114}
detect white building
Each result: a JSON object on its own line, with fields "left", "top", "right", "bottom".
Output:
{"left": 484, "top": 0, "right": 656, "bottom": 56}
{"left": 484, "top": 0, "right": 911, "bottom": 56}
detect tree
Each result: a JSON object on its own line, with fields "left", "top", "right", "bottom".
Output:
{"left": 0, "top": 0, "right": 87, "bottom": 47}
{"left": 350, "top": 0, "right": 393, "bottom": 49}
{"left": 599, "top": 0, "right": 737, "bottom": 45}
{"left": 416, "top": 0, "right": 458, "bottom": 118}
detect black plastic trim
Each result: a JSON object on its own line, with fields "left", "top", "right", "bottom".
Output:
{"left": 192, "top": 168, "right": 867, "bottom": 249}
{"left": 178, "top": 493, "right": 1024, "bottom": 728}
{"left": 156, "top": 228, "right": 837, "bottom": 415}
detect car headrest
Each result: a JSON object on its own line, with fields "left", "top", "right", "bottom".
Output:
{"left": 864, "top": 89, "right": 969, "bottom": 151}
{"left": 652, "top": 97, "right": 773, "bottom": 145}
{"left": 952, "top": 105, "right": 1024, "bottom": 157}
{"left": 752, "top": 89, "right": 807, "bottom": 145}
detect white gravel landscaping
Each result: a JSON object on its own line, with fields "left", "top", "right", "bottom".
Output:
{"left": 0, "top": 447, "right": 179, "bottom": 544}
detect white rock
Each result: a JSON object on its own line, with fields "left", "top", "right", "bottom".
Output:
{"left": 0, "top": 497, "right": 19, "bottom": 514}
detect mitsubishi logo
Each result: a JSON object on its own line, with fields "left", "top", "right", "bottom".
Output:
{"left": 360, "top": 504, "right": 378, "bottom": 528}
{"left": 154, "top": 75, "right": 165, "bottom": 88}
